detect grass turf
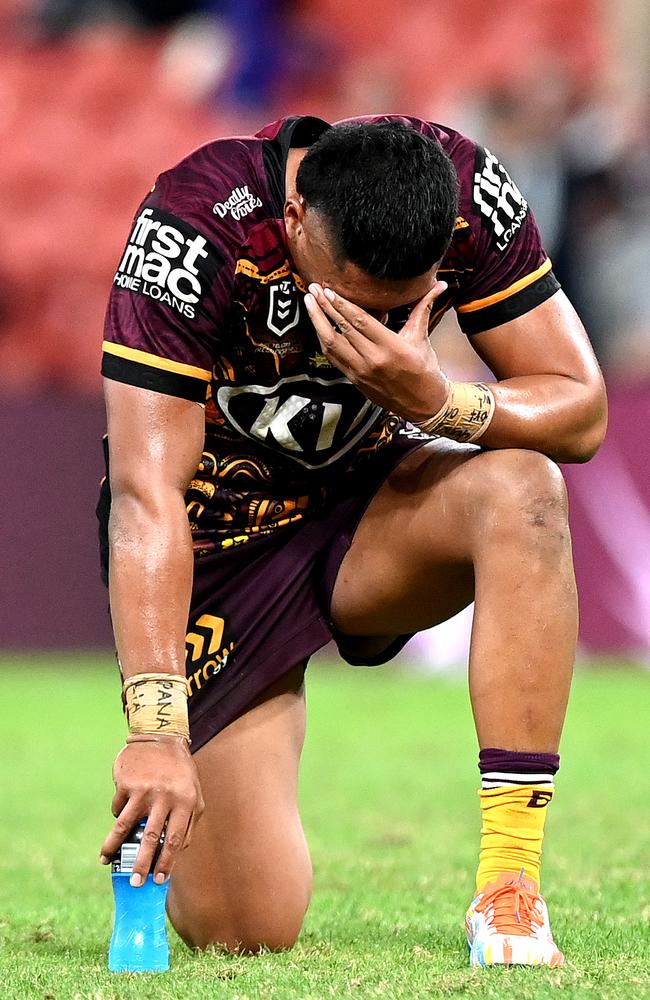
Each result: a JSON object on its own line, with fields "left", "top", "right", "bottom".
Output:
{"left": 0, "top": 658, "right": 649, "bottom": 1000}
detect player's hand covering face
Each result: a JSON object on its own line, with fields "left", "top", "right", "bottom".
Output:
{"left": 304, "top": 282, "right": 450, "bottom": 422}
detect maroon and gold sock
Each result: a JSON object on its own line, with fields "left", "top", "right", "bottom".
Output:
{"left": 476, "top": 748, "right": 559, "bottom": 892}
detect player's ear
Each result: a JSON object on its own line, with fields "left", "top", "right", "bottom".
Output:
{"left": 284, "top": 195, "right": 306, "bottom": 239}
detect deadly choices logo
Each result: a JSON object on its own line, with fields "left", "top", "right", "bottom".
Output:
{"left": 114, "top": 207, "right": 221, "bottom": 319}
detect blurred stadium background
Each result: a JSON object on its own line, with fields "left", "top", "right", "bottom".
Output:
{"left": 0, "top": 0, "right": 649, "bottom": 662}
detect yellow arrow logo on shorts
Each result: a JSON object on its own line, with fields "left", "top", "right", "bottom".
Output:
{"left": 185, "top": 614, "right": 225, "bottom": 662}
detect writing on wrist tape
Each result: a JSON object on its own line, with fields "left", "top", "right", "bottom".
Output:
{"left": 123, "top": 672, "right": 190, "bottom": 742}
{"left": 415, "top": 381, "right": 495, "bottom": 443}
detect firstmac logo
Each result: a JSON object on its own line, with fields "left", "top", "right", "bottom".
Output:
{"left": 114, "top": 207, "right": 220, "bottom": 319}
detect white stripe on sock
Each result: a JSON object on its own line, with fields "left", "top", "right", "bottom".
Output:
{"left": 481, "top": 772, "right": 555, "bottom": 782}
{"left": 482, "top": 780, "right": 556, "bottom": 789}
{"left": 481, "top": 773, "right": 556, "bottom": 789}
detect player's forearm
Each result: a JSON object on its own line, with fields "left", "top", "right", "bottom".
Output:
{"left": 108, "top": 489, "right": 194, "bottom": 680}
{"left": 476, "top": 374, "right": 608, "bottom": 463}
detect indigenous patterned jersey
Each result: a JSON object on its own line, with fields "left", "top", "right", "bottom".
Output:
{"left": 101, "top": 114, "right": 560, "bottom": 552}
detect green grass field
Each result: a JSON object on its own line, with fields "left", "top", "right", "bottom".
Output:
{"left": 1, "top": 658, "right": 649, "bottom": 1000}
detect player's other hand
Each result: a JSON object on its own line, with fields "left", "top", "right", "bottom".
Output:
{"left": 304, "top": 282, "right": 450, "bottom": 422}
{"left": 99, "top": 736, "right": 205, "bottom": 886}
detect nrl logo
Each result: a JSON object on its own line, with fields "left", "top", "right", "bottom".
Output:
{"left": 268, "top": 279, "right": 301, "bottom": 337}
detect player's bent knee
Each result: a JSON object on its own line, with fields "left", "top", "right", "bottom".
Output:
{"left": 172, "top": 903, "right": 308, "bottom": 954}
{"left": 471, "top": 449, "right": 569, "bottom": 537}
{"left": 168, "top": 873, "right": 312, "bottom": 955}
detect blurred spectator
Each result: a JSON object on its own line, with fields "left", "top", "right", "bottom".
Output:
{"left": 560, "top": 97, "right": 650, "bottom": 378}
{"left": 35, "top": 0, "right": 302, "bottom": 116}
{"left": 465, "top": 63, "right": 573, "bottom": 259}
{"left": 37, "top": 0, "right": 202, "bottom": 35}
{"left": 459, "top": 71, "right": 650, "bottom": 383}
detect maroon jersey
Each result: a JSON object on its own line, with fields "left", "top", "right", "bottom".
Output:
{"left": 101, "top": 114, "right": 560, "bottom": 552}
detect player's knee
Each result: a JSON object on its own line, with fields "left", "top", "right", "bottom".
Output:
{"left": 175, "top": 906, "right": 307, "bottom": 955}
{"left": 169, "top": 879, "right": 311, "bottom": 955}
{"left": 473, "top": 449, "right": 569, "bottom": 540}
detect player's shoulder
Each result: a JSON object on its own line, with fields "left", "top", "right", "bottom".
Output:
{"left": 417, "top": 119, "right": 530, "bottom": 253}
{"left": 336, "top": 113, "right": 475, "bottom": 160}
{"left": 149, "top": 133, "right": 266, "bottom": 238}
{"left": 355, "top": 115, "right": 532, "bottom": 257}
{"left": 141, "top": 115, "right": 334, "bottom": 252}
{"left": 150, "top": 115, "right": 331, "bottom": 228}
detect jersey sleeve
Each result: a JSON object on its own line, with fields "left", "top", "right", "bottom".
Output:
{"left": 102, "top": 188, "right": 232, "bottom": 403}
{"left": 454, "top": 145, "right": 561, "bottom": 336}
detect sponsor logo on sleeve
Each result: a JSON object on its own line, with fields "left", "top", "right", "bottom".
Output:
{"left": 473, "top": 147, "right": 528, "bottom": 250}
{"left": 114, "top": 207, "right": 221, "bottom": 319}
{"left": 213, "top": 185, "right": 263, "bottom": 221}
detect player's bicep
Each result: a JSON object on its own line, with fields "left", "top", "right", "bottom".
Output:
{"left": 469, "top": 291, "right": 605, "bottom": 388}
{"left": 104, "top": 379, "right": 205, "bottom": 496}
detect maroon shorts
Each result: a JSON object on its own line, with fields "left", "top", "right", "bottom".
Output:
{"left": 183, "top": 436, "right": 428, "bottom": 752}
{"left": 97, "top": 433, "right": 429, "bottom": 753}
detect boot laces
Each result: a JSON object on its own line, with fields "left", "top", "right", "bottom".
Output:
{"left": 475, "top": 871, "right": 544, "bottom": 937}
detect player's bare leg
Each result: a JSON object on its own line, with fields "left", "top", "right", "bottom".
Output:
{"left": 332, "top": 441, "right": 575, "bottom": 750}
{"left": 166, "top": 665, "right": 312, "bottom": 953}
{"left": 331, "top": 440, "right": 576, "bottom": 966}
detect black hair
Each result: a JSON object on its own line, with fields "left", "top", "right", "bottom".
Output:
{"left": 295, "top": 121, "right": 458, "bottom": 280}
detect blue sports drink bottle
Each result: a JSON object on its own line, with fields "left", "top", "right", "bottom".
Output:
{"left": 108, "top": 819, "right": 170, "bottom": 973}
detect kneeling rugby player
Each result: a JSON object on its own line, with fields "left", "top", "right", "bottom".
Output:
{"left": 98, "top": 115, "right": 607, "bottom": 966}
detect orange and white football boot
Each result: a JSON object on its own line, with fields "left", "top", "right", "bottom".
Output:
{"left": 466, "top": 870, "right": 565, "bottom": 967}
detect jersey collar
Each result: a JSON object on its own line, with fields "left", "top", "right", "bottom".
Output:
{"left": 261, "top": 115, "right": 332, "bottom": 218}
